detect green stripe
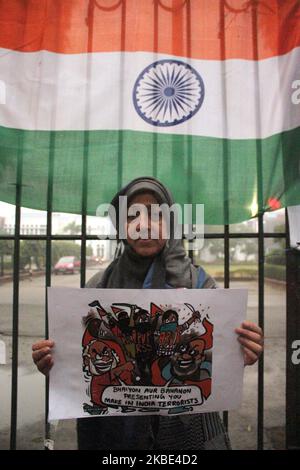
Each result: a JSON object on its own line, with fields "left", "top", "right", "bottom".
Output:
{"left": 0, "top": 126, "right": 299, "bottom": 224}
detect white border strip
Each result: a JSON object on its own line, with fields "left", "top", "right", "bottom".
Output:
{"left": 0, "top": 48, "right": 299, "bottom": 139}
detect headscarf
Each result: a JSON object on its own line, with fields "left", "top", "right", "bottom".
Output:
{"left": 94, "top": 177, "right": 199, "bottom": 289}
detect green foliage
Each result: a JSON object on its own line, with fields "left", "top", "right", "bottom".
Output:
{"left": 0, "top": 236, "right": 13, "bottom": 276}
{"left": 273, "top": 224, "right": 286, "bottom": 250}
{"left": 20, "top": 240, "right": 45, "bottom": 270}
{"left": 274, "top": 223, "right": 285, "bottom": 233}
{"left": 205, "top": 238, "right": 258, "bottom": 262}
{"left": 0, "top": 238, "right": 93, "bottom": 275}
{"left": 239, "top": 239, "right": 257, "bottom": 261}
{"left": 18, "top": 240, "right": 93, "bottom": 270}
{"left": 52, "top": 241, "right": 92, "bottom": 266}
{"left": 265, "top": 248, "right": 286, "bottom": 266}
{"left": 229, "top": 267, "right": 257, "bottom": 279}
{"left": 51, "top": 241, "right": 80, "bottom": 266}
{"left": 264, "top": 264, "right": 286, "bottom": 281}
{"left": 0, "top": 239, "right": 13, "bottom": 256}
{"left": 62, "top": 221, "right": 81, "bottom": 234}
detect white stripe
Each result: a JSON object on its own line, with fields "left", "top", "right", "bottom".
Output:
{"left": 0, "top": 48, "right": 299, "bottom": 139}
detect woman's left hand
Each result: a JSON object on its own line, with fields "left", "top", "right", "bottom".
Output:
{"left": 235, "top": 321, "right": 264, "bottom": 366}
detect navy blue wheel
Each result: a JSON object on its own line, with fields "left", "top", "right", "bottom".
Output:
{"left": 133, "top": 59, "right": 205, "bottom": 127}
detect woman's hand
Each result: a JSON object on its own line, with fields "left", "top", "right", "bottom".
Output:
{"left": 32, "top": 339, "right": 55, "bottom": 376}
{"left": 235, "top": 321, "right": 264, "bottom": 366}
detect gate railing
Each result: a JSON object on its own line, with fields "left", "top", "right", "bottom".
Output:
{"left": 0, "top": 209, "right": 287, "bottom": 450}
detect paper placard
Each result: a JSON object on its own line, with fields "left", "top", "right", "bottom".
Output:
{"left": 288, "top": 205, "right": 300, "bottom": 249}
{"left": 48, "top": 287, "right": 247, "bottom": 420}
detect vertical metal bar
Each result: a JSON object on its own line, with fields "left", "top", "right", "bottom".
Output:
{"left": 220, "top": 0, "right": 230, "bottom": 431}
{"left": 89, "top": 0, "right": 126, "bottom": 198}
{"left": 219, "top": 0, "right": 230, "bottom": 225}
{"left": 285, "top": 208, "right": 290, "bottom": 450}
{"left": 286, "top": 209, "right": 300, "bottom": 449}
{"left": 152, "top": 0, "right": 159, "bottom": 178}
{"left": 9, "top": 1, "right": 32, "bottom": 448}
{"left": 224, "top": 225, "right": 230, "bottom": 290}
{"left": 251, "top": 3, "right": 265, "bottom": 450}
{"left": 186, "top": 0, "right": 194, "bottom": 265}
{"left": 10, "top": 132, "right": 24, "bottom": 450}
{"left": 81, "top": 198, "right": 87, "bottom": 289}
{"left": 43, "top": 0, "right": 61, "bottom": 446}
{"left": 257, "top": 212, "right": 265, "bottom": 450}
{"left": 219, "top": 0, "right": 229, "bottom": 226}
{"left": 44, "top": 134, "right": 55, "bottom": 447}
{"left": 117, "top": 0, "right": 126, "bottom": 189}
{"left": 171, "top": 0, "right": 185, "bottom": 186}
{"left": 223, "top": 225, "right": 230, "bottom": 430}
{"left": 80, "top": 0, "right": 95, "bottom": 288}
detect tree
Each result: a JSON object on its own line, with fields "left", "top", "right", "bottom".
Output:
{"left": 0, "top": 235, "right": 13, "bottom": 276}
{"left": 20, "top": 240, "right": 45, "bottom": 270}
{"left": 273, "top": 224, "right": 286, "bottom": 251}
{"left": 17, "top": 240, "right": 93, "bottom": 271}
{"left": 239, "top": 239, "right": 258, "bottom": 262}
{"left": 63, "top": 221, "right": 81, "bottom": 235}
{"left": 52, "top": 241, "right": 92, "bottom": 266}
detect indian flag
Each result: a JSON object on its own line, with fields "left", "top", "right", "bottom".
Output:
{"left": 0, "top": 0, "right": 299, "bottom": 224}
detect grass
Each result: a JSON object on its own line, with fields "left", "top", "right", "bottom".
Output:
{"left": 198, "top": 263, "right": 258, "bottom": 279}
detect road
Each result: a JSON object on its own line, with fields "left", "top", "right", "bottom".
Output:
{"left": 0, "top": 271, "right": 286, "bottom": 449}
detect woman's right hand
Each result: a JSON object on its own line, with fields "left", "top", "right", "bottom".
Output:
{"left": 32, "top": 339, "right": 55, "bottom": 376}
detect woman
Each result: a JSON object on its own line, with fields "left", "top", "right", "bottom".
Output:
{"left": 32, "top": 176, "right": 263, "bottom": 450}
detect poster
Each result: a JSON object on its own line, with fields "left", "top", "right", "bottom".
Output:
{"left": 288, "top": 205, "right": 300, "bottom": 249}
{"left": 48, "top": 287, "right": 247, "bottom": 420}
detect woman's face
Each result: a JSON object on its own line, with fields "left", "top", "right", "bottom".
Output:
{"left": 125, "top": 192, "right": 167, "bottom": 257}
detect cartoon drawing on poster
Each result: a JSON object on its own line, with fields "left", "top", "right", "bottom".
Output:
{"left": 48, "top": 288, "right": 247, "bottom": 421}
{"left": 81, "top": 300, "right": 213, "bottom": 416}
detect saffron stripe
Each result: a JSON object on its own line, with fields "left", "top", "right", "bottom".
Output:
{"left": 0, "top": 0, "right": 299, "bottom": 60}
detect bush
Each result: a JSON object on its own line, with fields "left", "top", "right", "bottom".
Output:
{"left": 265, "top": 249, "right": 286, "bottom": 266}
{"left": 230, "top": 268, "right": 257, "bottom": 280}
{"left": 264, "top": 264, "right": 286, "bottom": 281}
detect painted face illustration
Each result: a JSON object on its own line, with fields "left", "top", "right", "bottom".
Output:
{"left": 160, "top": 310, "right": 178, "bottom": 332}
{"left": 117, "top": 311, "right": 130, "bottom": 330}
{"left": 171, "top": 337, "right": 205, "bottom": 378}
{"left": 85, "top": 340, "right": 118, "bottom": 375}
{"left": 134, "top": 309, "right": 151, "bottom": 334}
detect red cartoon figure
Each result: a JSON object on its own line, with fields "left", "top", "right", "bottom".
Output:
{"left": 111, "top": 303, "right": 158, "bottom": 384}
{"left": 82, "top": 337, "right": 137, "bottom": 414}
{"left": 151, "top": 318, "right": 213, "bottom": 413}
{"left": 155, "top": 306, "right": 201, "bottom": 357}
{"left": 131, "top": 307, "right": 156, "bottom": 384}
{"left": 82, "top": 300, "right": 112, "bottom": 339}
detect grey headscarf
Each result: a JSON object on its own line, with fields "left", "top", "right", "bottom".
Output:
{"left": 94, "top": 177, "right": 199, "bottom": 289}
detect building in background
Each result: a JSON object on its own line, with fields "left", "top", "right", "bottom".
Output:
{"left": 0, "top": 203, "right": 117, "bottom": 262}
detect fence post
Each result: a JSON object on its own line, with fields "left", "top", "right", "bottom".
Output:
{"left": 286, "top": 243, "right": 300, "bottom": 450}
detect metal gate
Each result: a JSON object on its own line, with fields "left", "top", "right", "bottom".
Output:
{"left": 1, "top": 203, "right": 292, "bottom": 449}
{"left": 0, "top": 0, "right": 299, "bottom": 452}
